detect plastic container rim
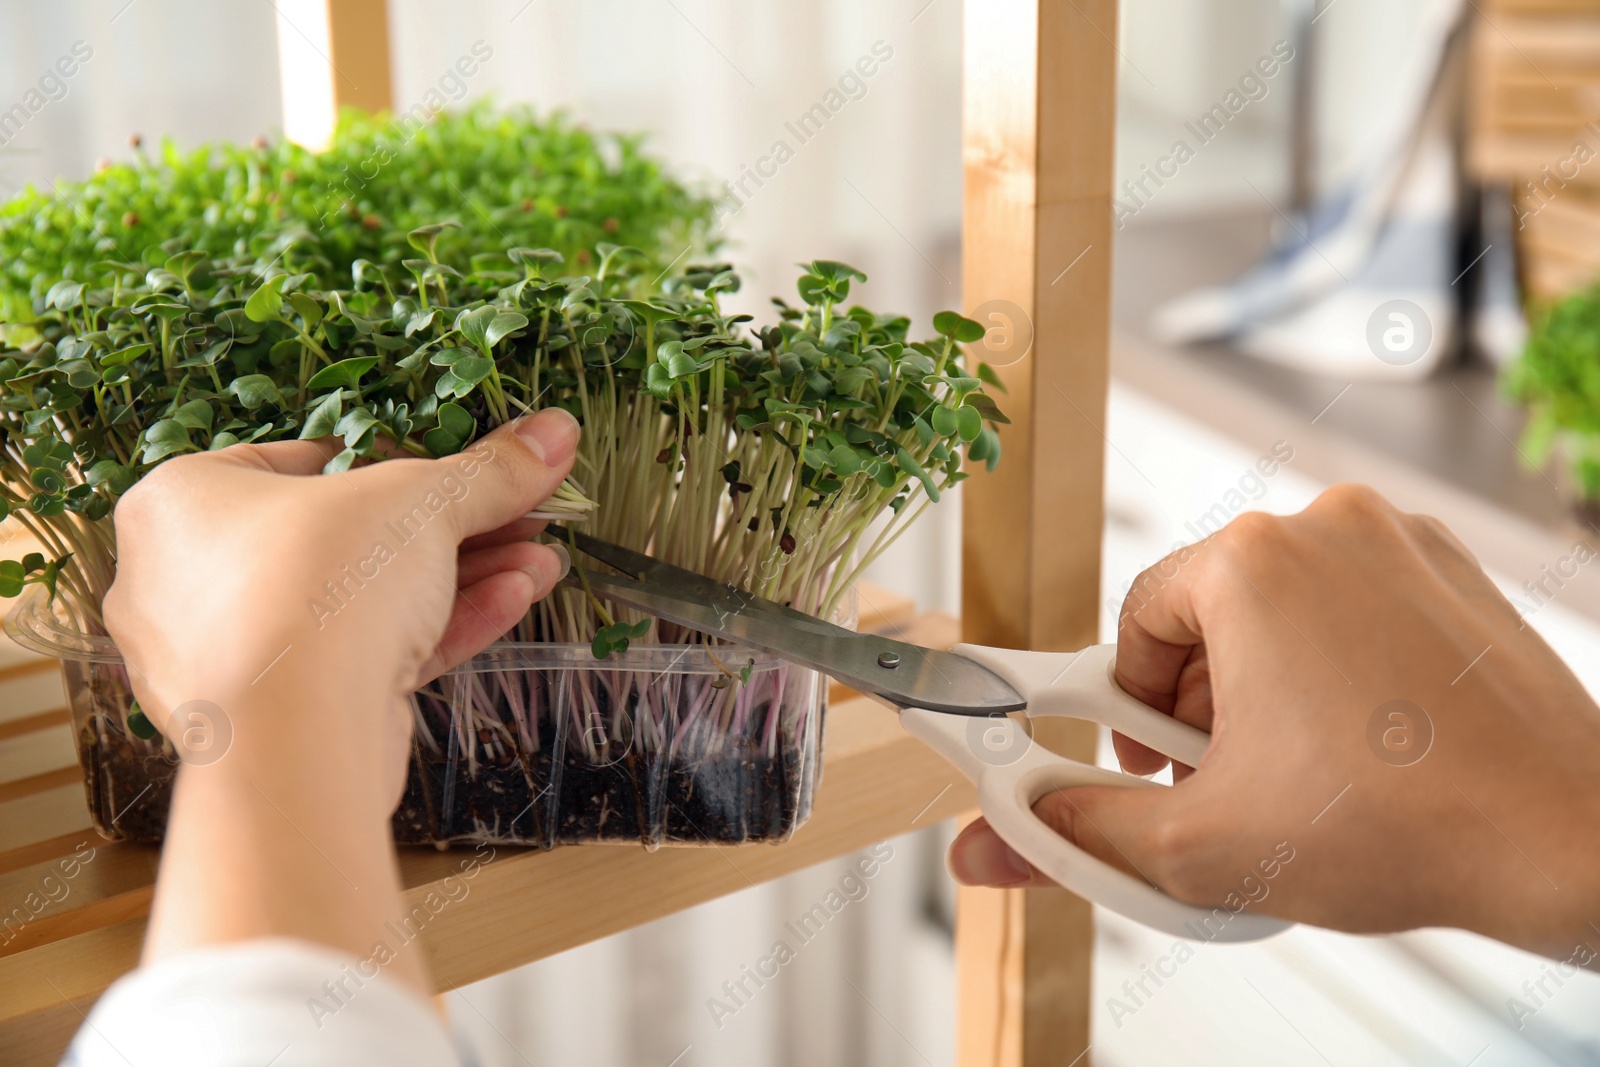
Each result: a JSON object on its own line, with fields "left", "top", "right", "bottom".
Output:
{"left": 4, "top": 583, "right": 816, "bottom": 676}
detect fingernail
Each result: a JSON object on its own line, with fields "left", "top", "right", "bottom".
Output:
{"left": 514, "top": 408, "right": 579, "bottom": 467}
{"left": 521, "top": 543, "right": 570, "bottom": 592}
{"left": 952, "top": 830, "right": 1033, "bottom": 886}
{"left": 546, "top": 542, "right": 571, "bottom": 583}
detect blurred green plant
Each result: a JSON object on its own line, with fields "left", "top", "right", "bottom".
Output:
{"left": 1504, "top": 284, "right": 1600, "bottom": 503}
{"left": 0, "top": 102, "right": 715, "bottom": 328}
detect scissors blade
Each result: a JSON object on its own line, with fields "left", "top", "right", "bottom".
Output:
{"left": 548, "top": 526, "right": 1025, "bottom": 716}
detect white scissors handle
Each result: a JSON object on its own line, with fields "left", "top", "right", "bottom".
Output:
{"left": 899, "top": 643, "right": 1290, "bottom": 943}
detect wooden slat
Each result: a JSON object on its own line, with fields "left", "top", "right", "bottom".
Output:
{"left": 0, "top": 918, "right": 145, "bottom": 1067}
{"left": 1485, "top": 0, "right": 1600, "bottom": 11}
{"left": 0, "top": 785, "right": 94, "bottom": 858}
{"left": 0, "top": 660, "right": 54, "bottom": 686}
{"left": 0, "top": 768, "right": 81, "bottom": 806}
{"left": 0, "top": 725, "right": 75, "bottom": 787}
{"left": 326, "top": 0, "right": 394, "bottom": 115}
{"left": 0, "top": 633, "right": 93, "bottom": 858}
{"left": 0, "top": 832, "right": 108, "bottom": 877}
{"left": 0, "top": 843, "right": 157, "bottom": 959}
{"left": 0, "top": 670, "right": 68, "bottom": 728}
{"left": 276, "top": 0, "right": 393, "bottom": 149}
{"left": 0, "top": 710, "right": 71, "bottom": 744}
{"left": 958, "top": 0, "right": 1114, "bottom": 1063}
{"left": 1468, "top": 9, "right": 1600, "bottom": 186}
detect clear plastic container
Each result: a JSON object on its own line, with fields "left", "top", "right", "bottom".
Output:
{"left": 6, "top": 584, "right": 838, "bottom": 849}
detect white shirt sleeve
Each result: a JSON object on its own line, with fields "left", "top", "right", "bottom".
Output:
{"left": 62, "top": 938, "right": 467, "bottom": 1067}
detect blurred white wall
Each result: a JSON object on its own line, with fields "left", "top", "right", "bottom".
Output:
{"left": 1115, "top": 0, "right": 1435, "bottom": 218}
{"left": 0, "top": 2, "right": 280, "bottom": 197}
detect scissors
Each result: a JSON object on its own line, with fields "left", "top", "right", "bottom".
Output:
{"left": 548, "top": 525, "right": 1289, "bottom": 943}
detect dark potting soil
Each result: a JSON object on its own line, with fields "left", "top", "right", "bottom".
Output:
{"left": 79, "top": 675, "right": 816, "bottom": 848}
{"left": 81, "top": 715, "right": 178, "bottom": 844}
{"left": 391, "top": 711, "right": 811, "bottom": 847}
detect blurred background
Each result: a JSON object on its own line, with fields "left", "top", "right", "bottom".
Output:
{"left": 5, "top": 0, "right": 1600, "bottom": 1063}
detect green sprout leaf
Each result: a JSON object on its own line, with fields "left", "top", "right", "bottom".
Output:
{"left": 486, "top": 311, "right": 528, "bottom": 348}
{"left": 86, "top": 460, "right": 137, "bottom": 494}
{"left": 644, "top": 361, "right": 672, "bottom": 399}
{"left": 971, "top": 426, "right": 1003, "bottom": 472}
{"left": 0, "top": 560, "right": 24, "bottom": 598}
{"left": 334, "top": 405, "right": 381, "bottom": 449}
{"left": 301, "top": 392, "right": 343, "bottom": 439}
{"left": 306, "top": 356, "right": 380, "bottom": 392}
{"left": 287, "top": 292, "right": 324, "bottom": 328}
{"left": 141, "top": 419, "right": 194, "bottom": 463}
{"left": 227, "top": 374, "right": 285, "bottom": 410}
{"left": 666, "top": 349, "right": 699, "bottom": 379}
{"left": 244, "top": 275, "right": 287, "bottom": 323}
{"left": 127, "top": 705, "right": 160, "bottom": 740}
{"left": 46, "top": 280, "right": 86, "bottom": 311}
{"left": 933, "top": 311, "right": 985, "bottom": 344}
{"left": 455, "top": 306, "right": 497, "bottom": 350}
{"left": 22, "top": 439, "right": 72, "bottom": 472}
{"left": 436, "top": 401, "right": 475, "bottom": 441}
{"left": 406, "top": 220, "right": 462, "bottom": 262}
{"left": 961, "top": 392, "right": 1010, "bottom": 425}
{"left": 30, "top": 468, "right": 65, "bottom": 493}
{"left": 896, "top": 448, "right": 940, "bottom": 502}
{"left": 591, "top": 618, "right": 652, "bottom": 659}
{"left": 956, "top": 403, "right": 983, "bottom": 442}
{"left": 172, "top": 399, "right": 214, "bottom": 432}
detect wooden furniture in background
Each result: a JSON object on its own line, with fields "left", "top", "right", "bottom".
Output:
{"left": 0, "top": 1, "right": 1119, "bottom": 1062}
{"left": 1468, "top": 0, "right": 1600, "bottom": 301}
{"left": 958, "top": 1, "right": 1115, "bottom": 1064}
{"left": 274, "top": 0, "right": 394, "bottom": 149}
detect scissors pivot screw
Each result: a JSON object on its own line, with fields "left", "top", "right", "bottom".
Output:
{"left": 877, "top": 651, "right": 901, "bottom": 669}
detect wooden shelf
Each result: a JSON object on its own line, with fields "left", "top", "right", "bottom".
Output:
{"left": 1467, "top": 2, "right": 1600, "bottom": 300}
{"left": 0, "top": 580, "right": 970, "bottom": 1066}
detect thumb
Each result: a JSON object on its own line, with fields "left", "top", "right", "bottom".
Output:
{"left": 389, "top": 407, "right": 580, "bottom": 542}
{"left": 948, "top": 783, "right": 1202, "bottom": 896}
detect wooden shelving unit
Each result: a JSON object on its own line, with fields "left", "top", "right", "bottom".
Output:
{"left": 1469, "top": 0, "right": 1600, "bottom": 301}
{"left": 0, "top": 2, "right": 1118, "bottom": 1063}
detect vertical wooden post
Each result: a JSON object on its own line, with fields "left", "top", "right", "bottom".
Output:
{"left": 958, "top": 0, "right": 1118, "bottom": 1063}
{"left": 275, "top": 0, "right": 394, "bottom": 149}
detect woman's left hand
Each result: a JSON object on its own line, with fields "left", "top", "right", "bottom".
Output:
{"left": 102, "top": 409, "right": 579, "bottom": 988}
{"left": 105, "top": 408, "right": 578, "bottom": 756}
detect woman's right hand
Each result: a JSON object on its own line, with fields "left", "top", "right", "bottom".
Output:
{"left": 950, "top": 484, "right": 1600, "bottom": 962}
